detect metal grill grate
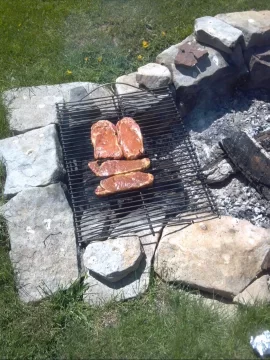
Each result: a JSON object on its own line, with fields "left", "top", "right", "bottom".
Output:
{"left": 57, "top": 86, "right": 217, "bottom": 243}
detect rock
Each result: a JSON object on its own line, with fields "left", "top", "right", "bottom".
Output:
{"left": 115, "top": 73, "right": 140, "bottom": 95}
{"left": 234, "top": 275, "right": 270, "bottom": 305}
{"left": 0, "top": 124, "right": 65, "bottom": 197}
{"left": 84, "top": 210, "right": 164, "bottom": 305}
{"left": 203, "top": 158, "right": 236, "bottom": 184}
{"left": 68, "top": 86, "right": 88, "bottom": 102}
{"left": 156, "top": 35, "right": 242, "bottom": 116}
{"left": 83, "top": 235, "right": 143, "bottom": 282}
{"left": 136, "top": 63, "right": 171, "bottom": 89}
{"left": 248, "top": 46, "right": 270, "bottom": 89}
{"left": 216, "top": 11, "right": 270, "bottom": 49}
{"left": 157, "top": 36, "right": 235, "bottom": 90}
{"left": 154, "top": 214, "right": 270, "bottom": 298}
{"left": 195, "top": 16, "right": 244, "bottom": 54}
{"left": 2, "top": 82, "right": 110, "bottom": 133}
{"left": 0, "top": 183, "right": 78, "bottom": 302}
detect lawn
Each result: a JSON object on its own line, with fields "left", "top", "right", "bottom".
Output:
{"left": 1, "top": 0, "right": 270, "bottom": 358}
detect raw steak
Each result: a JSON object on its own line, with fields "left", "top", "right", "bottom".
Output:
{"left": 91, "top": 120, "right": 123, "bottom": 159}
{"left": 88, "top": 158, "right": 151, "bottom": 177}
{"left": 116, "top": 117, "right": 144, "bottom": 159}
{"left": 95, "top": 172, "right": 154, "bottom": 196}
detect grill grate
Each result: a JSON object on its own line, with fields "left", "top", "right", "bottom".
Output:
{"left": 57, "top": 86, "right": 217, "bottom": 243}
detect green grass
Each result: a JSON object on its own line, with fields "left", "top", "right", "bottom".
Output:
{"left": 1, "top": 0, "right": 270, "bottom": 358}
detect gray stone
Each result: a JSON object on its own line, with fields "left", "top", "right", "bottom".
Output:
{"left": 154, "top": 214, "right": 270, "bottom": 298}
{"left": 84, "top": 210, "right": 164, "bottom": 305}
{"left": 195, "top": 16, "right": 244, "bottom": 54}
{"left": 0, "top": 183, "right": 78, "bottom": 302}
{"left": 0, "top": 124, "right": 65, "bottom": 197}
{"left": 3, "top": 82, "right": 109, "bottom": 133}
{"left": 68, "top": 86, "right": 88, "bottom": 102}
{"left": 156, "top": 36, "right": 231, "bottom": 90}
{"left": 156, "top": 35, "right": 242, "bottom": 117}
{"left": 216, "top": 11, "right": 270, "bottom": 49}
{"left": 83, "top": 236, "right": 143, "bottom": 282}
{"left": 203, "top": 158, "right": 236, "bottom": 184}
{"left": 115, "top": 73, "right": 140, "bottom": 95}
{"left": 234, "top": 275, "right": 270, "bottom": 305}
{"left": 136, "top": 63, "right": 171, "bottom": 89}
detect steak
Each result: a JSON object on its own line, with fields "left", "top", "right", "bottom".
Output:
{"left": 95, "top": 172, "right": 154, "bottom": 196}
{"left": 91, "top": 120, "right": 123, "bottom": 159}
{"left": 88, "top": 158, "right": 151, "bottom": 177}
{"left": 116, "top": 117, "right": 144, "bottom": 159}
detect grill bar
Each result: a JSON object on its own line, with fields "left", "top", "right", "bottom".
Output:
{"left": 57, "top": 86, "right": 217, "bottom": 243}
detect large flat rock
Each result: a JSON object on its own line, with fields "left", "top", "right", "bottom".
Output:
{"left": 0, "top": 183, "right": 78, "bottom": 302}
{"left": 84, "top": 210, "right": 164, "bottom": 305}
{"left": 195, "top": 16, "right": 244, "bottom": 54}
{"left": 83, "top": 235, "right": 143, "bottom": 282}
{"left": 156, "top": 35, "right": 237, "bottom": 91}
{"left": 2, "top": 82, "right": 110, "bottom": 133}
{"left": 216, "top": 11, "right": 270, "bottom": 48}
{"left": 0, "top": 124, "right": 65, "bottom": 197}
{"left": 154, "top": 214, "right": 270, "bottom": 298}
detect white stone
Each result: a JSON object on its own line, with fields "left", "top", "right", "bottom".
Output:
{"left": 234, "top": 275, "right": 270, "bottom": 305}
{"left": 136, "top": 63, "right": 171, "bottom": 89}
{"left": 194, "top": 16, "right": 244, "bottom": 54}
{"left": 0, "top": 183, "right": 78, "bottom": 302}
{"left": 154, "top": 214, "right": 270, "bottom": 298}
{"left": 2, "top": 82, "right": 110, "bottom": 133}
{"left": 115, "top": 73, "right": 140, "bottom": 95}
{"left": 216, "top": 11, "right": 270, "bottom": 48}
{"left": 0, "top": 124, "right": 65, "bottom": 197}
{"left": 84, "top": 210, "right": 165, "bottom": 305}
{"left": 83, "top": 236, "right": 143, "bottom": 282}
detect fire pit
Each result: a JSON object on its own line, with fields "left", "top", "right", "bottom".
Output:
{"left": 57, "top": 85, "right": 217, "bottom": 243}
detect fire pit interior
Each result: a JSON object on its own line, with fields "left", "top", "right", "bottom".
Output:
{"left": 57, "top": 86, "right": 217, "bottom": 243}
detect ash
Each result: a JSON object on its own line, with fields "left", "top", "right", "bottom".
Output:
{"left": 184, "top": 88, "right": 270, "bottom": 228}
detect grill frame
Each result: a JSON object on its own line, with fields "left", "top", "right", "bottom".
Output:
{"left": 57, "top": 85, "right": 218, "bottom": 243}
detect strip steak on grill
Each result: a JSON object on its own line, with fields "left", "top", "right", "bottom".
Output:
{"left": 88, "top": 158, "right": 151, "bottom": 177}
{"left": 116, "top": 117, "right": 144, "bottom": 159}
{"left": 91, "top": 120, "right": 123, "bottom": 159}
{"left": 95, "top": 172, "right": 154, "bottom": 196}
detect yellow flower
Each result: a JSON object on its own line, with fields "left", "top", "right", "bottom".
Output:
{"left": 18, "top": 23, "right": 21, "bottom": 27}
{"left": 161, "top": 31, "right": 166, "bottom": 37}
{"left": 84, "top": 57, "right": 89, "bottom": 62}
{"left": 97, "top": 56, "right": 103, "bottom": 62}
{"left": 137, "top": 55, "right": 143, "bottom": 61}
{"left": 66, "top": 70, "right": 72, "bottom": 75}
{"left": 142, "top": 40, "right": 149, "bottom": 49}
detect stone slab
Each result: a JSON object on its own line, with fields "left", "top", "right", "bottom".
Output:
{"left": 156, "top": 35, "right": 234, "bottom": 90}
{"left": 2, "top": 82, "right": 110, "bottom": 133}
{"left": 0, "top": 124, "right": 65, "bottom": 197}
{"left": 84, "top": 210, "right": 164, "bottom": 305}
{"left": 195, "top": 16, "right": 244, "bottom": 54}
{"left": 154, "top": 214, "right": 270, "bottom": 298}
{"left": 83, "top": 236, "right": 144, "bottom": 282}
{"left": 216, "top": 11, "right": 270, "bottom": 48}
{"left": 0, "top": 183, "right": 78, "bottom": 302}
